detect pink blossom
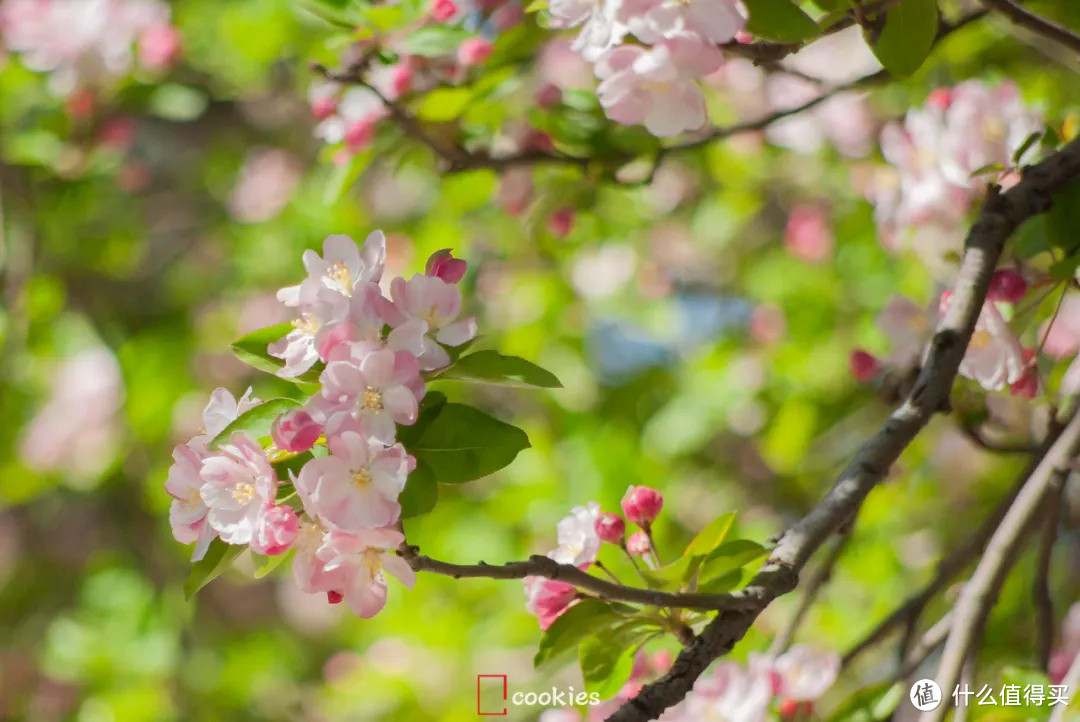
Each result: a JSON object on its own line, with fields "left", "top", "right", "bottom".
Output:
{"left": 312, "top": 95, "right": 337, "bottom": 119}
{"left": 431, "top": 0, "right": 458, "bottom": 21}
{"left": 849, "top": 350, "right": 882, "bottom": 383}
{"left": 677, "top": 661, "right": 772, "bottom": 722}
{"left": 626, "top": 530, "right": 650, "bottom": 555}
{"left": 294, "top": 414, "right": 411, "bottom": 530}
{"left": 251, "top": 504, "right": 299, "bottom": 556}
{"left": 784, "top": 205, "right": 833, "bottom": 263}
{"left": 198, "top": 387, "right": 261, "bottom": 448}
{"left": 548, "top": 207, "right": 576, "bottom": 238}
{"left": 987, "top": 269, "right": 1028, "bottom": 303}
{"left": 624, "top": 0, "right": 745, "bottom": 44}
{"left": 227, "top": 148, "right": 300, "bottom": 224}
{"left": 947, "top": 297, "right": 1025, "bottom": 391}
{"left": 524, "top": 576, "right": 577, "bottom": 629}
{"left": 1040, "top": 295, "right": 1080, "bottom": 359}
{"left": 425, "top": 249, "right": 468, "bottom": 284}
{"left": 389, "top": 64, "right": 412, "bottom": 97}
{"left": 271, "top": 409, "right": 322, "bottom": 453}
{"left": 457, "top": 37, "right": 493, "bottom": 67}
{"left": 136, "top": 23, "right": 180, "bottom": 70}
{"left": 496, "top": 168, "right": 533, "bottom": 215}
{"left": 312, "top": 86, "right": 388, "bottom": 147}
{"left": 268, "top": 291, "right": 348, "bottom": 378}
{"left": 875, "top": 296, "right": 931, "bottom": 368}
{"left": 771, "top": 645, "right": 840, "bottom": 701}
{"left": 199, "top": 432, "right": 278, "bottom": 545}
{"left": 595, "top": 37, "right": 722, "bottom": 137}
{"left": 380, "top": 274, "right": 478, "bottom": 370}
{"left": 621, "top": 485, "right": 663, "bottom": 526}
{"left": 165, "top": 443, "right": 215, "bottom": 560}
{"left": 316, "top": 527, "right": 416, "bottom": 618}
{"left": 344, "top": 117, "right": 377, "bottom": 151}
{"left": 1009, "top": 349, "right": 1039, "bottom": 399}
{"left": 548, "top": 0, "right": 626, "bottom": 61}
{"left": 594, "top": 513, "right": 625, "bottom": 543}
{"left": 552, "top": 502, "right": 602, "bottom": 566}
{"left": 292, "top": 517, "right": 350, "bottom": 596}
{"left": 278, "top": 231, "right": 387, "bottom": 307}
{"left": 314, "top": 348, "right": 423, "bottom": 443}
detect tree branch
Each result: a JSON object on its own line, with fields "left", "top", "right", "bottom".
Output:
{"left": 980, "top": 0, "right": 1080, "bottom": 56}
{"left": 925, "top": 410, "right": 1080, "bottom": 722}
{"left": 768, "top": 529, "right": 851, "bottom": 656}
{"left": 1034, "top": 475, "right": 1064, "bottom": 670}
{"left": 606, "top": 136, "right": 1080, "bottom": 722}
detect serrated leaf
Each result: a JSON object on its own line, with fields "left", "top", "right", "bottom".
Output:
{"left": 398, "top": 403, "right": 529, "bottom": 483}
{"left": 534, "top": 599, "right": 622, "bottom": 668}
{"left": 866, "top": 0, "right": 938, "bottom": 78}
{"left": 744, "top": 0, "right": 820, "bottom": 42}
{"left": 399, "top": 25, "right": 473, "bottom": 57}
{"left": 231, "top": 323, "right": 323, "bottom": 388}
{"left": 436, "top": 350, "right": 562, "bottom": 388}
{"left": 400, "top": 459, "right": 438, "bottom": 518}
{"left": 210, "top": 398, "right": 301, "bottom": 450}
{"left": 184, "top": 539, "right": 244, "bottom": 600}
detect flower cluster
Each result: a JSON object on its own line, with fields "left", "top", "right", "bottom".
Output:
{"left": 551, "top": 0, "right": 746, "bottom": 135}
{"left": 0, "top": 0, "right": 181, "bottom": 96}
{"left": 542, "top": 644, "right": 839, "bottom": 721}
{"left": 871, "top": 80, "right": 1042, "bottom": 273}
{"left": 165, "top": 232, "right": 476, "bottom": 618}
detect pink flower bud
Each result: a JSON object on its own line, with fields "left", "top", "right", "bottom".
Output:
{"left": 784, "top": 205, "right": 833, "bottom": 263}
{"left": 99, "top": 115, "right": 136, "bottom": 150}
{"left": 425, "top": 248, "right": 467, "bottom": 283}
{"left": 779, "top": 699, "right": 814, "bottom": 720}
{"left": 524, "top": 576, "right": 577, "bottom": 629}
{"left": 65, "top": 89, "right": 95, "bottom": 120}
{"left": 345, "top": 118, "right": 377, "bottom": 151}
{"left": 534, "top": 83, "right": 562, "bottom": 110}
{"left": 547, "top": 207, "right": 575, "bottom": 238}
{"left": 271, "top": 409, "right": 322, "bottom": 453}
{"left": 457, "top": 37, "right": 493, "bottom": 67}
{"left": 734, "top": 30, "right": 754, "bottom": 43}
{"left": 390, "top": 63, "right": 413, "bottom": 98}
{"left": 327, "top": 590, "right": 344, "bottom": 604}
{"left": 626, "top": 530, "right": 650, "bottom": 556}
{"left": 312, "top": 96, "right": 337, "bottom": 120}
{"left": 1010, "top": 348, "right": 1039, "bottom": 398}
{"left": 849, "top": 349, "right": 881, "bottom": 383}
{"left": 138, "top": 24, "right": 182, "bottom": 70}
{"left": 594, "top": 513, "right": 626, "bottom": 544}
{"left": 621, "top": 486, "right": 663, "bottom": 526}
{"left": 524, "top": 129, "right": 554, "bottom": 152}
{"left": 987, "top": 269, "right": 1028, "bottom": 303}
{"left": 926, "top": 87, "right": 953, "bottom": 111}
{"left": 251, "top": 504, "right": 299, "bottom": 556}
{"left": 431, "top": 0, "right": 458, "bottom": 21}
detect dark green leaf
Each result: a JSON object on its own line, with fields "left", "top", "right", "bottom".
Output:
{"left": 436, "top": 350, "right": 562, "bottom": 388}
{"left": 210, "top": 398, "right": 301, "bottom": 450}
{"left": 696, "top": 568, "right": 747, "bottom": 593}
{"left": 697, "top": 540, "right": 770, "bottom": 581}
{"left": 399, "top": 403, "right": 530, "bottom": 483}
{"left": 744, "top": 0, "right": 820, "bottom": 43}
{"left": 578, "top": 621, "right": 655, "bottom": 697}
{"left": 969, "top": 162, "right": 1005, "bottom": 178}
{"left": 1012, "top": 131, "right": 1043, "bottom": 165}
{"left": 1046, "top": 177, "right": 1080, "bottom": 254}
{"left": 231, "top": 323, "right": 323, "bottom": 388}
{"left": 399, "top": 26, "right": 473, "bottom": 57}
{"left": 400, "top": 459, "right": 439, "bottom": 518}
{"left": 866, "top": 0, "right": 938, "bottom": 78}
{"left": 534, "top": 599, "right": 622, "bottom": 668}
{"left": 184, "top": 539, "right": 244, "bottom": 600}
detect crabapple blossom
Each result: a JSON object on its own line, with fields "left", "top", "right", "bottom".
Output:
{"left": 770, "top": 645, "right": 841, "bottom": 701}
{"left": 278, "top": 231, "right": 387, "bottom": 307}
{"left": 848, "top": 350, "right": 882, "bottom": 383}
{"left": 624, "top": 0, "right": 745, "bottom": 44}
{"left": 548, "top": 0, "right": 627, "bottom": 62}
{"left": 431, "top": 0, "right": 458, "bottom": 21}
{"left": 292, "top": 516, "right": 350, "bottom": 597}
{"left": 676, "top": 661, "right": 772, "bottom": 722}
{"left": 621, "top": 485, "right": 663, "bottom": 526}
{"left": 380, "top": 273, "right": 478, "bottom": 370}
{"left": 594, "top": 37, "right": 722, "bottom": 137}
{"left": 625, "top": 530, "right": 650, "bottom": 555}
{"left": 251, "top": 504, "right": 300, "bottom": 556}
{"left": 313, "top": 347, "right": 423, "bottom": 443}
{"left": 524, "top": 576, "right": 578, "bottom": 629}
{"left": 165, "top": 443, "right": 216, "bottom": 559}
{"left": 316, "top": 527, "right": 416, "bottom": 618}
{"left": 294, "top": 415, "right": 412, "bottom": 531}
{"left": 784, "top": 205, "right": 833, "bottom": 263}
{"left": 268, "top": 289, "right": 348, "bottom": 378}
{"left": 311, "top": 86, "right": 388, "bottom": 149}
{"left": 199, "top": 432, "right": 278, "bottom": 546}
{"left": 458, "top": 37, "right": 493, "bottom": 66}
{"left": 594, "top": 512, "right": 626, "bottom": 543}
{"left": 136, "top": 22, "right": 181, "bottom": 70}
{"left": 271, "top": 409, "right": 322, "bottom": 453}
{"left": 942, "top": 294, "right": 1025, "bottom": 391}
{"left": 425, "top": 249, "right": 467, "bottom": 284}
{"left": 551, "top": 501, "right": 602, "bottom": 565}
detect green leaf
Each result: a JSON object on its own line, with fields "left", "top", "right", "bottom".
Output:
{"left": 400, "top": 459, "right": 438, "bottom": 518}
{"left": 744, "top": 0, "right": 820, "bottom": 43}
{"left": 682, "top": 512, "right": 736, "bottom": 559}
{"left": 184, "top": 539, "right": 244, "bottom": 600}
{"left": 253, "top": 550, "right": 293, "bottom": 580}
{"left": 1049, "top": 252, "right": 1080, "bottom": 281}
{"left": 415, "top": 87, "right": 473, "bottom": 122}
{"left": 1046, "top": 177, "right": 1080, "bottom": 254}
{"left": 436, "top": 350, "right": 562, "bottom": 388}
{"left": 399, "top": 403, "right": 530, "bottom": 483}
{"left": 271, "top": 451, "right": 314, "bottom": 480}
{"left": 231, "top": 323, "right": 322, "bottom": 388}
{"left": 399, "top": 26, "right": 473, "bottom": 57}
{"left": 579, "top": 622, "right": 654, "bottom": 698}
{"left": 696, "top": 568, "right": 748, "bottom": 593}
{"left": 1012, "top": 131, "right": 1043, "bottom": 165}
{"left": 697, "top": 540, "right": 770, "bottom": 582}
{"left": 969, "top": 162, "right": 1005, "bottom": 178}
{"left": 210, "top": 398, "right": 301, "bottom": 450}
{"left": 361, "top": 5, "right": 405, "bottom": 30}
{"left": 524, "top": 0, "right": 547, "bottom": 11}
{"left": 148, "top": 84, "right": 209, "bottom": 122}
{"left": 866, "top": 0, "right": 939, "bottom": 78}
{"left": 534, "top": 599, "right": 622, "bottom": 669}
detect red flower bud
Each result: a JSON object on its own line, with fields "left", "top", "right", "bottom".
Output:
{"left": 594, "top": 513, "right": 626, "bottom": 544}
{"left": 849, "top": 349, "right": 882, "bottom": 383}
{"left": 622, "top": 486, "right": 663, "bottom": 526}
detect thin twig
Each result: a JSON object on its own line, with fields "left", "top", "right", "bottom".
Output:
{"left": 608, "top": 137, "right": 1080, "bottom": 722}
{"left": 957, "top": 423, "right": 1039, "bottom": 454}
{"left": 981, "top": 0, "right": 1080, "bottom": 56}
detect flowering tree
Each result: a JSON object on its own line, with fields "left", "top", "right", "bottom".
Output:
{"left": 4, "top": 0, "right": 1080, "bottom": 720}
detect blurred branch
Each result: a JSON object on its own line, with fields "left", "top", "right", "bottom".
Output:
{"left": 980, "top": 0, "right": 1080, "bottom": 56}
{"left": 1035, "top": 476, "right": 1064, "bottom": 670}
{"left": 957, "top": 423, "right": 1040, "bottom": 454}
{"left": 768, "top": 529, "right": 851, "bottom": 656}
{"left": 606, "top": 136, "right": 1080, "bottom": 722}
{"left": 926, "top": 411, "right": 1080, "bottom": 722}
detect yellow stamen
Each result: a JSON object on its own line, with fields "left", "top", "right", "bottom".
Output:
{"left": 292, "top": 312, "right": 320, "bottom": 335}
{"left": 328, "top": 261, "right": 352, "bottom": 295}
{"left": 231, "top": 482, "right": 256, "bottom": 505}
{"left": 353, "top": 467, "right": 372, "bottom": 488}
{"left": 360, "top": 387, "right": 383, "bottom": 411}
{"left": 969, "top": 330, "right": 992, "bottom": 350}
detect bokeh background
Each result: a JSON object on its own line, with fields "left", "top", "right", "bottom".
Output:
{"left": 3, "top": 0, "right": 1080, "bottom": 720}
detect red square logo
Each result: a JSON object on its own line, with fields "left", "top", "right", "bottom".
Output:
{"left": 477, "top": 674, "right": 508, "bottom": 716}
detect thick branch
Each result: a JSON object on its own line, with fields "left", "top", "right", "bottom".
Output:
{"left": 607, "top": 137, "right": 1080, "bottom": 722}
{"left": 925, "top": 410, "right": 1080, "bottom": 721}
{"left": 981, "top": 0, "right": 1080, "bottom": 56}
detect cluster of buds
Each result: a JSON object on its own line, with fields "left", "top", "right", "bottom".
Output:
{"left": 165, "top": 232, "right": 475, "bottom": 618}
